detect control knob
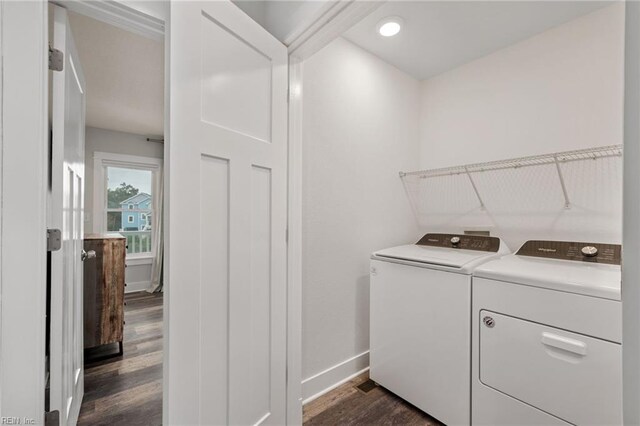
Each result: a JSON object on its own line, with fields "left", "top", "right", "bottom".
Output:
{"left": 451, "top": 236, "right": 461, "bottom": 246}
{"left": 581, "top": 246, "right": 598, "bottom": 257}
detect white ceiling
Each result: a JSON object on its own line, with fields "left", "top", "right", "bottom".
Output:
{"left": 343, "top": 1, "right": 615, "bottom": 80}
{"left": 68, "top": 11, "right": 164, "bottom": 136}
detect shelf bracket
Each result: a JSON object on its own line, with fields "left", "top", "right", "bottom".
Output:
{"left": 554, "top": 156, "right": 571, "bottom": 209}
{"left": 465, "top": 167, "right": 485, "bottom": 210}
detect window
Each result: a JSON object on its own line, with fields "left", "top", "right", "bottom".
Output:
{"left": 94, "top": 152, "right": 161, "bottom": 258}
{"left": 105, "top": 166, "right": 153, "bottom": 254}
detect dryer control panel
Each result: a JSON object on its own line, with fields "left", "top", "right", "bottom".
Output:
{"left": 416, "top": 233, "right": 500, "bottom": 252}
{"left": 516, "top": 240, "right": 621, "bottom": 265}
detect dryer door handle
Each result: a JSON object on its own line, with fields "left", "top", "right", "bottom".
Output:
{"left": 541, "top": 332, "right": 587, "bottom": 356}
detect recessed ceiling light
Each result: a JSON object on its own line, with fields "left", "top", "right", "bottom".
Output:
{"left": 377, "top": 16, "right": 403, "bottom": 37}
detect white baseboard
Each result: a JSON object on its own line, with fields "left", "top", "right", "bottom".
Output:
{"left": 301, "top": 351, "right": 370, "bottom": 405}
{"left": 125, "top": 280, "right": 151, "bottom": 293}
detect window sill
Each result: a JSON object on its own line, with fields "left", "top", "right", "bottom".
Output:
{"left": 126, "top": 256, "right": 154, "bottom": 266}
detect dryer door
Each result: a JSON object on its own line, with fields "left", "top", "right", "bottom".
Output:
{"left": 479, "top": 310, "right": 622, "bottom": 426}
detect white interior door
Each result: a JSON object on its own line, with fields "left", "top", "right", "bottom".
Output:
{"left": 50, "top": 4, "right": 86, "bottom": 425}
{"left": 168, "top": 1, "right": 288, "bottom": 424}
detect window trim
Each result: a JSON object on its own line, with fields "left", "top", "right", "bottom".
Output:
{"left": 93, "top": 152, "right": 162, "bottom": 260}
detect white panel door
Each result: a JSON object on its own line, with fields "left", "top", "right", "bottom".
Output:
{"left": 50, "top": 5, "right": 86, "bottom": 425}
{"left": 168, "top": 1, "right": 288, "bottom": 424}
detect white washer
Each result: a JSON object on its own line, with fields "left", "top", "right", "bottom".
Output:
{"left": 472, "top": 240, "right": 622, "bottom": 426}
{"left": 370, "top": 233, "right": 510, "bottom": 426}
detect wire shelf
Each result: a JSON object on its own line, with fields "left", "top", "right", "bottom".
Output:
{"left": 400, "top": 144, "right": 622, "bottom": 210}
{"left": 400, "top": 144, "right": 622, "bottom": 179}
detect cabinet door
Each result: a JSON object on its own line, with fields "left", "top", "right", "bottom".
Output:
{"left": 100, "top": 239, "right": 125, "bottom": 345}
{"left": 83, "top": 238, "right": 126, "bottom": 348}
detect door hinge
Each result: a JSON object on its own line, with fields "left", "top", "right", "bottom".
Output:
{"left": 47, "top": 229, "right": 62, "bottom": 252}
{"left": 49, "top": 45, "right": 63, "bottom": 72}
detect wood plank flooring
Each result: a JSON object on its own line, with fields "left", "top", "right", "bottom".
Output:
{"left": 78, "top": 291, "right": 163, "bottom": 426}
{"left": 77, "top": 293, "right": 440, "bottom": 426}
{"left": 303, "top": 372, "right": 444, "bottom": 426}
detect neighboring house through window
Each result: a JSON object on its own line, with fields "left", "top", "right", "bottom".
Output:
{"left": 119, "top": 192, "right": 152, "bottom": 231}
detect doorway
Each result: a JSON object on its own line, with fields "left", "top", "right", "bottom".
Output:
{"left": 46, "top": 4, "right": 166, "bottom": 424}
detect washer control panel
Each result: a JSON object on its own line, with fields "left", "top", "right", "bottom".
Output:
{"left": 516, "top": 240, "right": 621, "bottom": 265}
{"left": 416, "top": 233, "right": 500, "bottom": 252}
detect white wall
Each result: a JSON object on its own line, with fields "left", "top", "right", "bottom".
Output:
{"left": 85, "top": 126, "right": 163, "bottom": 291}
{"left": 415, "top": 3, "right": 625, "bottom": 249}
{"left": 301, "top": 37, "right": 421, "bottom": 401}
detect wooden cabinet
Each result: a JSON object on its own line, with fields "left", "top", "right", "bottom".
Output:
{"left": 83, "top": 233, "right": 126, "bottom": 353}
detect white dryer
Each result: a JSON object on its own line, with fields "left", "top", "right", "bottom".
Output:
{"left": 472, "top": 240, "right": 622, "bottom": 426}
{"left": 370, "top": 233, "right": 510, "bottom": 426}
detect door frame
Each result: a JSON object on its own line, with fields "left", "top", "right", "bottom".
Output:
{"left": 0, "top": 1, "right": 49, "bottom": 423}
{"left": 623, "top": 2, "right": 640, "bottom": 425}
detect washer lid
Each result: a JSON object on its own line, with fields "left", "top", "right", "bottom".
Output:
{"left": 474, "top": 254, "right": 621, "bottom": 301}
{"left": 373, "top": 244, "right": 501, "bottom": 271}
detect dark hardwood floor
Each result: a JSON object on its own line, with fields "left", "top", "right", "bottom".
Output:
{"left": 303, "top": 372, "right": 444, "bottom": 426}
{"left": 77, "top": 293, "right": 439, "bottom": 426}
{"left": 78, "top": 291, "right": 163, "bottom": 426}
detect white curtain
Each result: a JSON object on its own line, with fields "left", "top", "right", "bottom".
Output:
{"left": 148, "top": 167, "right": 164, "bottom": 292}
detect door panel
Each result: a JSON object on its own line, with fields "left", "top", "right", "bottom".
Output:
{"left": 50, "top": 5, "right": 86, "bottom": 425}
{"left": 247, "top": 165, "right": 272, "bottom": 424}
{"left": 200, "top": 13, "right": 272, "bottom": 142}
{"left": 169, "top": 1, "right": 288, "bottom": 424}
{"left": 199, "top": 155, "right": 230, "bottom": 426}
